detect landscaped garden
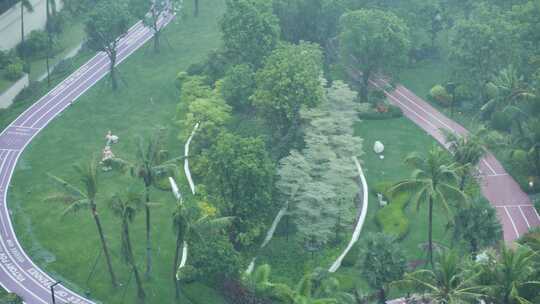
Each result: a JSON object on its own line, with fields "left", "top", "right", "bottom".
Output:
{"left": 1, "top": 0, "right": 539, "bottom": 303}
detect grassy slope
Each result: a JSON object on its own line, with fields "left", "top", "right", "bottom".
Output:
{"left": 9, "top": 2, "right": 227, "bottom": 303}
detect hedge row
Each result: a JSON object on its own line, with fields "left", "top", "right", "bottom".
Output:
{"left": 358, "top": 104, "right": 403, "bottom": 120}
{"left": 373, "top": 182, "right": 410, "bottom": 239}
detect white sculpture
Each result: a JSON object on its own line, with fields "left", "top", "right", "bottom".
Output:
{"left": 373, "top": 141, "right": 385, "bottom": 154}
{"left": 105, "top": 130, "right": 119, "bottom": 146}
{"left": 377, "top": 193, "right": 388, "bottom": 207}
{"left": 101, "top": 146, "right": 115, "bottom": 171}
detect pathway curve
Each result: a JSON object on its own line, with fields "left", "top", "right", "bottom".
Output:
{"left": 369, "top": 77, "right": 540, "bottom": 243}
{"left": 0, "top": 11, "right": 175, "bottom": 304}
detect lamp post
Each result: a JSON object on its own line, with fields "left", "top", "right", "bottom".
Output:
{"left": 446, "top": 82, "right": 457, "bottom": 117}
{"left": 51, "top": 281, "right": 62, "bottom": 304}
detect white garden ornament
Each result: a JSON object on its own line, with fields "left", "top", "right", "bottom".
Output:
{"left": 373, "top": 141, "right": 384, "bottom": 154}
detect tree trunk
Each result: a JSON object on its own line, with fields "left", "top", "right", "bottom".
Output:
{"left": 109, "top": 51, "right": 118, "bottom": 90}
{"left": 173, "top": 230, "right": 181, "bottom": 300}
{"left": 428, "top": 196, "right": 434, "bottom": 267}
{"left": 92, "top": 208, "right": 118, "bottom": 287}
{"left": 378, "top": 287, "right": 387, "bottom": 304}
{"left": 534, "top": 146, "right": 540, "bottom": 177}
{"left": 124, "top": 219, "right": 146, "bottom": 303}
{"left": 153, "top": 30, "right": 160, "bottom": 53}
{"left": 46, "top": 0, "right": 51, "bottom": 87}
{"left": 194, "top": 0, "right": 199, "bottom": 17}
{"left": 459, "top": 174, "right": 467, "bottom": 191}
{"left": 361, "top": 70, "right": 370, "bottom": 103}
{"left": 145, "top": 188, "right": 152, "bottom": 280}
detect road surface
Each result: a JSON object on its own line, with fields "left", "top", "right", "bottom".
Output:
{"left": 370, "top": 78, "right": 540, "bottom": 243}
{"left": 0, "top": 10, "right": 174, "bottom": 304}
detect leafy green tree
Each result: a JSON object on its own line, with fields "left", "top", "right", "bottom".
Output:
{"left": 108, "top": 189, "right": 146, "bottom": 303}
{"left": 47, "top": 160, "right": 118, "bottom": 287}
{"left": 390, "top": 147, "right": 467, "bottom": 266}
{"left": 219, "top": 0, "right": 280, "bottom": 67}
{"left": 129, "top": 0, "right": 178, "bottom": 52}
{"left": 0, "top": 290, "right": 23, "bottom": 304}
{"left": 452, "top": 198, "right": 502, "bottom": 254}
{"left": 272, "top": 0, "right": 345, "bottom": 46}
{"left": 205, "top": 132, "right": 275, "bottom": 248}
{"left": 449, "top": 6, "right": 514, "bottom": 103}
{"left": 85, "top": 0, "right": 132, "bottom": 90}
{"left": 397, "top": 250, "right": 485, "bottom": 303}
{"left": 339, "top": 9, "right": 410, "bottom": 102}
{"left": 444, "top": 131, "right": 485, "bottom": 190}
{"left": 252, "top": 42, "right": 324, "bottom": 154}
{"left": 220, "top": 64, "right": 256, "bottom": 111}
{"left": 359, "top": 233, "right": 406, "bottom": 304}
{"left": 173, "top": 199, "right": 233, "bottom": 299}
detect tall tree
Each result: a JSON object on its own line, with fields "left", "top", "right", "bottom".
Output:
{"left": 205, "top": 132, "right": 275, "bottom": 248}
{"left": 108, "top": 189, "right": 146, "bottom": 303}
{"left": 449, "top": 5, "right": 515, "bottom": 103}
{"left": 359, "top": 233, "right": 406, "bottom": 304}
{"left": 390, "top": 147, "right": 467, "bottom": 266}
{"left": 397, "top": 250, "right": 485, "bottom": 303}
{"left": 130, "top": 0, "right": 176, "bottom": 52}
{"left": 18, "top": 0, "right": 34, "bottom": 60}
{"left": 85, "top": 0, "right": 132, "bottom": 90}
{"left": 452, "top": 198, "right": 502, "bottom": 255}
{"left": 219, "top": 0, "right": 280, "bottom": 67}
{"left": 47, "top": 160, "right": 118, "bottom": 287}
{"left": 339, "top": 9, "right": 410, "bottom": 102}
{"left": 252, "top": 42, "right": 324, "bottom": 154}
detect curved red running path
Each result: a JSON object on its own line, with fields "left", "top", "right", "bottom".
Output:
{"left": 0, "top": 11, "right": 175, "bottom": 304}
{"left": 369, "top": 78, "right": 540, "bottom": 243}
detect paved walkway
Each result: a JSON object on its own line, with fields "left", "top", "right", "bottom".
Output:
{"left": 370, "top": 78, "right": 540, "bottom": 243}
{"left": 0, "top": 11, "right": 174, "bottom": 304}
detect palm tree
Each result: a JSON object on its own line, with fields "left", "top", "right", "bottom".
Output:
{"left": 111, "top": 130, "right": 184, "bottom": 280}
{"left": 481, "top": 245, "right": 540, "bottom": 304}
{"left": 46, "top": 160, "right": 118, "bottom": 287}
{"left": 389, "top": 146, "right": 467, "bottom": 266}
{"left": 396, "top": 250, "right": 486, "bottom": 303}
{"left": 18, "top": 0, "right": 34, "bottom": 59}
{"left": 444, "top": 131, "right": 486, "bottom": 190}
{"left": 173, "top": 199, "right": 232, "bottom": 300}
{"left": 109, "top": 189, "right": 146, "bottom": 303}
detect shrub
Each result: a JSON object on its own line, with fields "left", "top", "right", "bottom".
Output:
{"left": 429, "top": 84, "right": 451, "bottom": 107}
{"left": 373, "top": 182, "right": 410, "bottom": 239}
{"left": 14, "top": 81, "right": 40, "bottom": 103}
{"left": 369, "top": 89, "right": 386, "bottom": 104}
{"left": 491, "top": 111, "right": 511, "bottom": 132}
{"left": 5, "top": 62, "right": 24, "bottom": 81}
{"left": 52, "top": 58, "right": 75, "bottom": 78}
{"left": 455, "top": 84, "right": 473, "bottom": 102}
{"left": 17, "top": 30, "right": 49, "bottom": 58}
{"left": 0, "top": 50, "right": 9, "bottom": 69}
{"left": 358, "top": 104, "right": 403, "bottom": 120}
{"left": 535, "top": 198, "right": 540, "bottom": 214}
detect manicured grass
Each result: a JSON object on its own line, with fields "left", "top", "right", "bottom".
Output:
{"left": 9, "top": 1, "right": 228, "bottom": 303}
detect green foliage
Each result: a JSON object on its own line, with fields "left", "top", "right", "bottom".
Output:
{"left": 359, "top": 233, "right": 406, "bottom": 303}
{"left": 220, "top": 0, "right": 280, "bottom": 67}
{"left": 0, "top": 290, "right": 23, "bottom": 304}
{"left": 272, "top": 0, "right": 345, "bottom": 46}
{"left": 429, "top": 84, "right": 451, "bottom": 107}
{"left": 204, "top": 132, "right": 276, "bottom": 248}
{"left": 190, "top": 232, "right": 242, "bottom": 281}
{"left": 17, "top": 30, "right": 51, "bottom": 58}
{"left": 339, "top": 8, "right": 410, "bottom": 102}
{"left": 221, "top": 64, "right": 256, "bottom": 110}
{"left": 374, "top": 183, "right": 410, "bottom": 239}
{"left": 357, "top": 104, "right": 403, "bottom": 120}
{"left": 5, "top": 62, "right": 24, "bottom": 81}
{"left": 252, "top": 42, "right": 324, "bottom": 153}
{"left": 452, "top": 198, "right": 502, "bottom": 254}
{"left": 491, "top": 111, "right": 512, "bottom": 132}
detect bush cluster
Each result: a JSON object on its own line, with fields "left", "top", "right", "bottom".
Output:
{"left": 373, "top": 182, "right": 410, "bottom": 239}
{"left": 358, "top": 103, "right": 403, "bottom": 120}
{"left": 429, "top": 84, "right": 452, "bottom": 107}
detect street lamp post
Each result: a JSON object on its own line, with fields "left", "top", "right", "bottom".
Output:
{"left": 51, "top": 281, "right": 62, "bottom": 304}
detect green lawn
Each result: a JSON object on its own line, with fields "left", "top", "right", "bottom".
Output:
{"left": 9, "top": 1, "right": 228, "bottom": 303}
